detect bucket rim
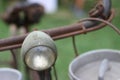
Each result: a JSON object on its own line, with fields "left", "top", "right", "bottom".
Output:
{"left": 0, "top": 67, "right": 22, "bottom": 80}
{"left": 69, "top": 49, "right": 120, "bottom": 80}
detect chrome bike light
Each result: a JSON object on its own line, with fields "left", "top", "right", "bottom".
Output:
{"left": 21, "top": 31, "right": 57, "bottom": 71}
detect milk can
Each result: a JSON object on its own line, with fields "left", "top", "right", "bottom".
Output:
{"left": 0, "top": 68, "right": 22, "bottom": 80}
{"left": 69, "top": 49, "right": 120, "bottom": 80}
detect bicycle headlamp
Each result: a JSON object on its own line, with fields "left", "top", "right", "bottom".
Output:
{"left": 21, "top": 31, "right": 57, "bottom": 71}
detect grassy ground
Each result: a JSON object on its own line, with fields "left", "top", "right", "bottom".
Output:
{"left": 0, "top": 0, "right": 120, "bottom": 80}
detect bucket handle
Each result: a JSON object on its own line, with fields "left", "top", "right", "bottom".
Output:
{"left": 98, "top": 59, "right": 111, "bottom": 80}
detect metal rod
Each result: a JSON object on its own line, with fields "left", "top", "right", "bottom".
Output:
{"left": 72, "top": 36, "right": 79, "bottom": 57}
{"left": 0, "top": 0, "right": 113, "bottom": 51}
{"left": 38, "top": 68, "right": 51, "bottom": 80}
{"left": 53, "top": 66, "right": 58, "bottom": 80}
{"left": 0, "top": 10, "right": 114, "bottom": 51}
{"left": 10, "top": 49, "right": 18, "bottom": 69}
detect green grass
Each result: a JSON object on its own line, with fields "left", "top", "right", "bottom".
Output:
{"left": 0, "top": 0, "right": 120, "bottom": 80}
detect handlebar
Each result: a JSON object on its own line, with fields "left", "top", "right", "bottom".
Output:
{"left": 0, "top": 0, "right": 114, "bottom": 51}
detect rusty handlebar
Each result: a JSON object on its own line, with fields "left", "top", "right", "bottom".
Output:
{"left": 0, "top": 0, "right": 114, "bottom": 51}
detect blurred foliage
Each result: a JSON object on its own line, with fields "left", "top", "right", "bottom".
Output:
{"left": 1, "top": 0, "right": 95, "bottom": 12}
{"left": 58, "top": 0, "right": 95, "bottom": 12}
{"left": 0, "top": 0, "right": 26, "bottom": 11}
{"left": 84, "top": 0, "right": 96, "bottom": 12}
{"left": 58, "top": 0, "right": 73, "bottom": 7}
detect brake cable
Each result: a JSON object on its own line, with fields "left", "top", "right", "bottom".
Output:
{"left": 78, "top": 18, "right": 120, "bottom": 35}
{"left": 72, "top": 17, "right": 120, "bottom": 57}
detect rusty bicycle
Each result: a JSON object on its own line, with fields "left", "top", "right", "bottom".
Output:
{"left": 0, "top": 0, "right": 119, "bottom": 80}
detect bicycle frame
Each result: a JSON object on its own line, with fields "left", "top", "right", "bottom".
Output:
{"left": 0, "top": 0, "right": 114, "bottom": 80}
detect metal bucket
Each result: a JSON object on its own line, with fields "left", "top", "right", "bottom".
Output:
{"left": 69, "top": 49, "right": 120, "bottom": 80}
{"left": 0, "top": 68, "right": 22, "bottom": 80}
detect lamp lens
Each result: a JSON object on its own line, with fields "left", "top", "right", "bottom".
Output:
{"left": 25, "top": 46, "right": 55, "bottom": 71}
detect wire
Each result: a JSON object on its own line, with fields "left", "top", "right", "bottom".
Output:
{"left": 53, "top": 66, "right": 58, "bottom": 80}
{"left": 78, "top": 18, "right": 120, "bottom": 35}
{"left": 72, "top": 36, "right": 79, "bottom": 57}
{"left": 71, "top": 17, "right": 119, "bottom": 57}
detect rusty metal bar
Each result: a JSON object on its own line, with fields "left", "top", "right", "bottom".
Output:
{"left": 46, "top": 10, "right": 114, "bottom": 40}
{"left": 0, "top": 10, "right": 114, "bottom": 51}
{"left": 0, "top": 0, "right": 113, "bottom": 51}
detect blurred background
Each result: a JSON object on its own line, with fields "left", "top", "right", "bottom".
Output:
{"left": 0, "top": 0, "right": 120, "bottom": 80}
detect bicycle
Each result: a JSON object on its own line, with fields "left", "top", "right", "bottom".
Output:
{"left": 0, "top": 0, "right": 119, "bottom": 80}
